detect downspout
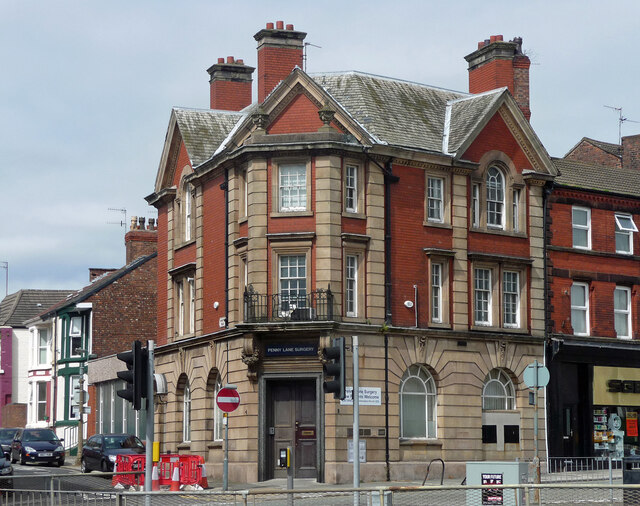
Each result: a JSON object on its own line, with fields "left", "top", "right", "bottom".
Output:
{"left": 220, "top": 172, "right": 229, "bottom": 328}
{"left": 52, "top": 314, "right": 58, "bottom": 426}
{"left": 384, "top": 333, "right": 390, "bottom": 481}
{"left": 542, "top": 181, "right": 553, "bottom": 463}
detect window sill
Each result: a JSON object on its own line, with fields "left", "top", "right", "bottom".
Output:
{"left": 471, "top": 326, "right": 529, "bottom": 334}
{"left": 239, "top": 216, "right": 248, "bottom": 225}
{"left": 175, "top": 239, "right": 196, "bottom": 251}
{"left": 428, "top": 322, "right": 451, "bottom": 330}
{"left": 207, "top": 441, "right": 223, "bottom": 449}
{"left": 177, "top": 442, "right": 191, "bottom": 451}
{"left": 342, "top": 212, "right": 366, "bottom": 220}
{"left": 271, "top": 211, "right": 313, "bottom": 218}
{"left": 423, "top": 221, "right": 452, "bottom": 230}
{"left": 399, "top": 438, "right": 442, "bottom": 447}
{"left": 470, "top": 227, "right": 527, "bottom": 239}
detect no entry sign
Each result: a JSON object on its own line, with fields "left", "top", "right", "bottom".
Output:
{"left": 216, "top": 387, "right": 240, "bottom": 413}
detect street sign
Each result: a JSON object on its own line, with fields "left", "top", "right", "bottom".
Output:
{"left": 216, "top": 387, "right": 240, "bottom": 413}
{"left": 523, "top": 361, "right": 550, "bottom": 389}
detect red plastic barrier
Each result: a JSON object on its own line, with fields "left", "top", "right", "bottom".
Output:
{"left": 157, "top": 454, "right": 181, "bottom": 486}
{"left": 178, "top": 454, "right": 205, "bottom": 486}
{"left": 113, "top": 454, "right": 146, "bottom": 487}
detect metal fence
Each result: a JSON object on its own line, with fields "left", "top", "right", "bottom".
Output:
{"left": 5, "top": 478, "right": 640, "bottom": 506}
{"left": 244, "top": 286, "right": 335, "bottom": 323}
{"left": 543, "top": 456, "right": 623, "bottom": 483}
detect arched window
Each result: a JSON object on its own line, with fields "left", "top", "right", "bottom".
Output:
{"left": 400, "top": 365, "right": 437, "bottom": 438}
{"left": 213, "top": 375, "right": 223, "bottom": 441}
{"left": 183, "top": 183, "right": 192, "bottom": 242}
{"left": 182, "top": 380, "right": 191, "bottom": 442}
{"left": 486, "top": 167, "right": 505, "bottom": 228}
{"left": 482, "top": 369, "right": 515, "bottom": 410}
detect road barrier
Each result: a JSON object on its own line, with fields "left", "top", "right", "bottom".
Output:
{"left": 112, "top": 453, "right": 205, "bottom": 489}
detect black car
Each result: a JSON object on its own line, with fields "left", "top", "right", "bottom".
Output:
{"left": 0, "top": 428, "right": 18, "bottom": 462}
{"left": 11, "top": 428, "right": 65, "bottom": 467}
{"left": 81, "top": 433, "right": 145, "bottom": 473}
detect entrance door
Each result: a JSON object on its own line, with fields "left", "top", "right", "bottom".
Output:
{"left": 267, "top": 380, "right": 317, "bottom": 479}
{"left": 562, "top": 404, "right": 579, "bottom": 456}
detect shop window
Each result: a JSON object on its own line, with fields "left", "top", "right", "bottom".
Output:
{"left": 572, "top": 207, "right": 591, "bottom": 249}
{"left": 614, "top": 286, "right": 632, "bottom": 339}
{"left": 615, "top": 214, "right": 637, "bottom": 255}
{"left": 400, "top": 364, "right": 437, "bottom": 439}
{"left": 482, "top": 369, "right": 515, "bottom": 410}
{"left": 571, "top": 282, "right": 589, "bottom": 336}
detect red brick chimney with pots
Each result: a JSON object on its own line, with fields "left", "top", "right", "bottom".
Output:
{"left": 125, "top": 216, "right": 158, "bottom": 264}
{"left": 254, "top": 21, "right": 307, "bottom": 103}
{"left": 207, "top": 56, "right": 255, "bottom": 111}
{"left": 465, "top": 36, "right": 531, "bottom": 121}
{"left": 622, "top": 134, "right": 640, "bottom": 171}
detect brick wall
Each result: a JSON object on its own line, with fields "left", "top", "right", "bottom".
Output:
{"left": 267, "top": 93, "right": 325, "bottom": 134}
{"left": 2, "top": 403, "right": 26, "bottom": 427}
{"left": 88, "top": 254, "right": 157, "bottom": 358}
{"left": 257, "top": 46, "right": 303, "bottom": 103}
{"left": 156, "top": 206, "right": 168, "bottom": 345}
{"left": 622, "top": 134, "right": 640, "bottom": 171}
{"left": 565, "top": 141, "right": 621, "bottom": 168}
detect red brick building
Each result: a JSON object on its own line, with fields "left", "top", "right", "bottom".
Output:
{"left": 146, "top": 24, "right": 556, "bottom": 482}
{"left": 546, "top": 135, "right": 640, "bottom": 459}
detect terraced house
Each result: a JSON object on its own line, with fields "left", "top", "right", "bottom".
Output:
{"left": 145, "top": 23, "right": 556, "bottom": 482}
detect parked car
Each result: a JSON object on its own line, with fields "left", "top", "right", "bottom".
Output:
{"left": 81, "top": 433, "right": 145, "bottom": 473}
{"left": 0, "top": 428, "right": 19, "bottom": 462}
{"left": 11, "top": 428, "right": 64, "bottom": 467}
{"left": 0, "top": 442, "right": 12, "bottom": 483}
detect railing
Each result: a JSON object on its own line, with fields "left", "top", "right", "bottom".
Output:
{"left": 543, "top": 455, "right": 622, "bottom": 483}
{"left": 60, "top": 425, "right": 78, "bottom": 452}
{"left": 244, "top": 286, "right": 336, "bottom": 323}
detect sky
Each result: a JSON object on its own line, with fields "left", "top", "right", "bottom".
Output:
{"left": 2, "top": 0, "right": 640, "bottom": 296}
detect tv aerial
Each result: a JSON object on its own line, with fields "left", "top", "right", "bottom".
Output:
{"left": 303, "top": 42, "right": 322, "bottom": 72}
{"left": 107, "top": 207, "right": 127, "bottom": 227}
{"left": 604, "top": 105, "right": 640, "bottom": 145}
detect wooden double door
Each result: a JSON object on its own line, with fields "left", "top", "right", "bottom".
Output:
{"left": 266, "top": 379, "right": 317, "bottom": 479}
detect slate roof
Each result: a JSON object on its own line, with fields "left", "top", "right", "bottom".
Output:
{"left": 173, "top": 108, "right": 244, "bottom": 167}
{"left": 29, "top": 252, "right": 157, "bottom": 322}
{"left": 0, "top": 289, "right": 75, "bottom": 327}
{"left": 553, "top": 157, "right": 640, "bottom": 197}
{"left": 171, "top": 71, "right": 530, "bottom": 169}
{"left": 565, "top": 137, "right": 622, "bottom": 159}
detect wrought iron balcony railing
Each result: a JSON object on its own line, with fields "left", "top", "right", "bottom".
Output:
{"left": 243, "top": 286, "right": 335, "bottom": 323}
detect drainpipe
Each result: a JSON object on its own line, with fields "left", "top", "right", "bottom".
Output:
{"left": 384, "top": 333, "right": 390, "bottom": 481}
{"left": 220, "top": 172, "right": 229, "bottom": 328}
{"left": 543, "top": 181, "right": 553, "bottom": 464}
{"left": 383, "top": 161, "right": 398, "bottom": 324}
{"left": 52, "top": 315, "right": 58, "bottom": 427}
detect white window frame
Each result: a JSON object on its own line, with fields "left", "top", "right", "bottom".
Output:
{"left": 486, "top": 167, "right": 505, "bottom": 229}
{"left": 614, "top": 286, "right": 632, "bottom": 339}
{"left": 345, "top": 164, "right": 358, "bottom": 213}
{"left": 178, "top": 282, "right": 185, "bottom": 336}
{"left": 427, "top": 176, "right": 444, "bottom": 223}
{"left": 279, "top": 164, "right": 307, "bottom": 212}
{"left": 183, "top": 381, "right": 191, "bottom": 443}
{"left": 615, "top": 214, "right": 637, "bottom": 255}
{"left": 36, "top": 381, "right": 48, "bottom": 422}
{"left": 474, "top": 268, "right": 492, "bottom": 326}
{"left": 38, "top": 328, "right": 49, "bottom": 366}
{"left": 399, "top": 365, "right": 437, "bottom": 439}
{"left": 188, "top": 277, "right": 195, "bottom": 333}
{"left": 345, "top": 254, "right": 358, "bottom": 317}
{"left": 482, "top": 369, "right": 515, "bottom": 410}
{"left": 571, "top": 282, "right": 589, "bottom": 336}
{"left": 512, "top": 189, "right": 520, "bottom": 232}
{"left": 472, "top": 183, "right": 480, "bottom": 228}
{"left": 279, "top": 254, "right": 307, "bottom": 314}
{"left": 69, "top": 316, "right": 82, "bottom": 337}
{"left": 431, "top": 263, "right": 442, "bottom": 323}
{"left": 572, "top": 207, "right": 591, "bottom": 250}
{"left": 502, "top": 271, "right": 520, "bottom": 328}
{"left": 213, "top": 375, "right": 223, "bottom": 441}
{"left": 184, "top": 186, "right": 192, "bottom": 242}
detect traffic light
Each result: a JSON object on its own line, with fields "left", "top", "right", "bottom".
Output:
{"left": 117, "top": 340, "right": 148, "bottom": 410}
{"left": 322, "top": 337, "right": 345, "bottom": 400}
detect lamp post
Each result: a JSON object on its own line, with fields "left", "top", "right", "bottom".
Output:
{"left": 74, "top": 348, "right": 96, "bottom": 465}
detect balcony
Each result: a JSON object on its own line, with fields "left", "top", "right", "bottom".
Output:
{"left": 244, "top": 286, "right": 336, "bottom": 323}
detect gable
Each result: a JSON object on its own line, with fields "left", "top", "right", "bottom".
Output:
{"left": 461, "top": 112, "right": 531, "bottom": 171}
{"left": 267, "top": 92, "right": 327, "bottom": 135}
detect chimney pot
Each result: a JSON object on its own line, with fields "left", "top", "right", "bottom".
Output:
{"left": 276, "top": 20, "right": 284, "bottom": 29}
{"left": 496, "top": 35, "right": 503, "bottom": 41}
{"left": 217, "top": 57, "right": 224, "bottom": 64}
{"left": 286, "top": 24, "right": 294, "bottom": 30}
{"left": 477, "top": 41, "right": 484, "bottom": 49}
{"left": 130, "top": 216, "right": 137, "bottom": 230}
{"left": 227, "top": 56, "right": 234, "bottom": 64}
{"left": 266, "top": 22, "right": 274, "bottom": 29}
{"left": 237, "top": 58, "right": 244, "bottom": 64}
{"left": 490, "top": 35, "right": 497, "bottom": 43}
{"left": 138, "top": 217, "right": 145, "bottom": 229}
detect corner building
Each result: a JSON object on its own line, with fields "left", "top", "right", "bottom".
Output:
{"left": 145, "top": 24, "right": 556, "bottom": 483}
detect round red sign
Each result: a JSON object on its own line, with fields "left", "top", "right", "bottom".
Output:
{"left": 216, "top": 387, "right": 240, "bottom": 413}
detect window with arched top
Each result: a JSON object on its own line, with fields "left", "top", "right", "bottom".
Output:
{"left": 177, "top": 376, "right": 191, "bottom": 443}
{"left": 482, "top": 369, "right": 515, "bottom": 410}
{"left": 486, "top": 166, "right": 505, "bottom": 228}
{"left": 400, "top": 365, "right": 437, "bottom": 438}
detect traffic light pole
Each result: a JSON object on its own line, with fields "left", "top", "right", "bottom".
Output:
{"left": 144, "top": 340, "right": 155, "bottom": 492}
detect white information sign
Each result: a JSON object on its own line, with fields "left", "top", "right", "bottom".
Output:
{"left": 340, "top": 387, "right": 382, "bottom": 406}
{"left": 347, "top": 440, "right": 366, "bottom": 463}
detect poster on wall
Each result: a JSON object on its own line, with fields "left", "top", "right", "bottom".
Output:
{"left": 481, "top": 473, "right": 503, "bottom": 505}
{"left": 628, "top": 412, "right": 638, "bottom": 437}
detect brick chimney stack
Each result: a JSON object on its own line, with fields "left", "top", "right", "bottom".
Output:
{"left": 124, "top": 216, "right": 158, "bottom": 264}
{"left": 254, "top": 21, "right": 307, "bottom": 103}
{"left": 207, "top": 56, "right": 255, "bottom": 111}
{"left": 465, "top": 35, "right": 531, "bottom": 121}
{"left": 622, "top": 134, "right": 640, "bottom": 171}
